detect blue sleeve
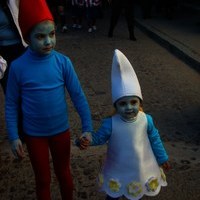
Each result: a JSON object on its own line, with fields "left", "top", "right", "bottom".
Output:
{"left": 91, "top": 118, "right": 112, "bottom": 146}
{"left": 146, "top": 114, "right": 169, "bottom": 165}
{"left": 63, "top": 57, "right": 93, "bottom": 132}
{"left": 5, "top": 63, "right": 20, "bottom": 141}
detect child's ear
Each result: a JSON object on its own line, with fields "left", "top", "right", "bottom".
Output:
{"left": 139, "top": 101, "right": 143, "bottom": 112}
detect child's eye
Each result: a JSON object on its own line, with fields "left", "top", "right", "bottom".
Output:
{"left": 49, "top": 31, "right": 55, "bottom": 38}
{"left": 36, "top": 34, "right": 45, "bottom": 40}
{"left": 130, "top": 100, "right": 137, "bottom": 105}
{"left": 119, "top": 102, "right": 126, "bottom": 106}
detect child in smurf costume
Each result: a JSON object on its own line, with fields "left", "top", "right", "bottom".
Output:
{"left": 5, "top": 0, "right": 92, "bottom": 199}
{"left": 77, "top": 49, "right": 171, "bottom": 200}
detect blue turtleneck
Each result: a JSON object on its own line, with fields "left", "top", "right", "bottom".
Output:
{"left": 6, "top": 48, "right": 93, "bottom": 140}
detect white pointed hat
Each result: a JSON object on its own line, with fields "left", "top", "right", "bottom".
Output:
{"left": 111, "top": 49, "right": 143, "bottom": 103}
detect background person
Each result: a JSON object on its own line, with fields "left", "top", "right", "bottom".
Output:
{"left": 108, "top": 0, "right": 136, "bottom": 41}
{"left": 0, "top": 0, "right": 26, "bottom": 94}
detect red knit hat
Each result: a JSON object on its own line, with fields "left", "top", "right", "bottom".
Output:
{"left": 18, "top": 0, "right": 54, "bottom": 40}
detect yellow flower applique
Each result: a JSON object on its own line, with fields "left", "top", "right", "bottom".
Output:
{"left": 127, "top": 181, "right": 142, "bottom": 197}
{"left": 145, "top": 177, "right": 159, "bottom": 192}
{"left": 108, "top": 178, "right": 121, "bottom": 192}
{"left": 98, "top": 174, "right": 104, "bottom": 187}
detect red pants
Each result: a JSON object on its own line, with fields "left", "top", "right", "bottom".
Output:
{"left": 25, "top": 130, "right": 73, "bottom": 200}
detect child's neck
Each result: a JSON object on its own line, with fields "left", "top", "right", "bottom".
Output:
{"left": 120, "top": 115, "right": 138, "bottom": 123}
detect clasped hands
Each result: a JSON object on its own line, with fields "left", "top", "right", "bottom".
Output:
{"left": 76, "top": 132, "right": 92, "bottom": 150}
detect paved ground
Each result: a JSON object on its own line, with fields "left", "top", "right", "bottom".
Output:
{"left": 0, "top": 7, "right": 200, "bottom": 200}
{"left": 135, "top": 3, "right": 200, "bottom": 71}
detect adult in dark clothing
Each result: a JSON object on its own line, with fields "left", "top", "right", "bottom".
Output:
{"left": 0, "top": 0, "right": 26, "bottom": 94}
{"left": 108, "top": 0, "right": 136, "bottom": 41}
{"left": 46, "top": 0, "right": 68, "bottom": 32}
{"left": 0, "top": 0, "right": 27, "bottom": 141}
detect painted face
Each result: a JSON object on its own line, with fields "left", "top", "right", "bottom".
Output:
{"left": 29, "top": 21, "right": 56, "bottom": 55}
{"left": 115, "top": 96, "right": 140, "bottom": 122}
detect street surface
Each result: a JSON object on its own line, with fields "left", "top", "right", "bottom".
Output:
{"left": 0, "top": 9, "right": 199, "bottom": 200}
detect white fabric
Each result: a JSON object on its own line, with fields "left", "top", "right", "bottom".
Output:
{"left": 99, "top": 112, "right": 167, "bottom": 199}
{"left": 0, "top": 56, "right": 7, "bottom": 79}
{"left": 111, "top": 49, "right": 142, "bottom": 103}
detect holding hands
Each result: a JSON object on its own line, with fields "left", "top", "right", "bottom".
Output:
{"left": 76, "top": 132, "right": 92, "bottom": 150}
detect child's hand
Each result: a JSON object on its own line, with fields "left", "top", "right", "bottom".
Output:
{"left": 75, "top": 132, "right": 92, "bottom": 150}
{"left": 161, "top": 161, "right": 171, "bottom": 171}
{"left": 80, "top": 137, "right": 90, "bottom": 150}
{"left": 10, "top": 139, "right": 25, "bottom": 160}
{"left": 75, "top": 137, "right": 90, "bottom": 150}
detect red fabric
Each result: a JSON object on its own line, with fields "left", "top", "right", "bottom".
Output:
{"left": 19, "top": 0, "right": 54, "bottom": 40}
{"left": 25, "top": 130, "right": 73, "bottom": 200}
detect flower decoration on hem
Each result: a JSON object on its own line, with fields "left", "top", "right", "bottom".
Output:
{"left": 108, "top": 178, "right": 121, "bottom": 192}
{"left": 160, "top": 168, "right": 167, "bottom": 182}
{"left": 127, "top": 181, "right": 142, "bottom": 197}
{"left": 98, "top": 173, "right": 104, "bottom": 187}
{"left": 145, "top": 177, "right": 159, "bottom": 192}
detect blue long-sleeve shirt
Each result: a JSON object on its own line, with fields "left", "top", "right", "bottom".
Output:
{"left": 6, "top": 48, "right": 93, "bottom": 140}
{"left": 90, "top": 114, "right": 168, "bottom": 165}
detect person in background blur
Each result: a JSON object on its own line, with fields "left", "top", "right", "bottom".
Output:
{"left": 71, "top": 0, "right": 85, "bottom": 29}
{"left": 108, "top": 0, "right": 136, "bottom": 41}
{"left": 0, "top": 0, "right": 26, "bottom": 94}
{"left": 0, "top": 0, "right": 27, "bottom": 141}
{"left": 85, "top": 0, "right": 102, "bottom": 33}
{"left": 46, "top": 0, "right": 68, "bottom": 32}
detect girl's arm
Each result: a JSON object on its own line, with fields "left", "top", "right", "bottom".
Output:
{"left": 63, "top": 57, "right": 93, "bottom": 133}
{"left": 146, "top": 114, "right": 169, "bottom": 165}
{"left": 90, "top": 117, "right": 112, "bottom": 145}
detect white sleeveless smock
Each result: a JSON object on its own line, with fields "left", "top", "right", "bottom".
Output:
{"left": 98, "top": 112, "right": 167, "bottom": 199}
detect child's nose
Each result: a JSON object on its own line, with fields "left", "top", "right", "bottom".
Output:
{"left": 126, "top": 103, "right": 133, "bottom": 109}
{"left": 45, "top": 37, "right": 51, "bottom": 45}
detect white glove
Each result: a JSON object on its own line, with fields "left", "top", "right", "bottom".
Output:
{"left": 0, "top": 56, "right": 7, "bottom": 79}
{"left": 10, "top": 139, "right": 25, "bottom": 159}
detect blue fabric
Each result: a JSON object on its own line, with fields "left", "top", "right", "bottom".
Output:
{"left": 6, "top": 48, "right": 93, "bottom": 140}
{"left": 91, "top": 113, "right": 168, "bottom": 165}
{"left": 0, "top": 6, "right": 20, "bottom": 46}
{"left": 146, "top": 114, "right": 168, "bottom": 165}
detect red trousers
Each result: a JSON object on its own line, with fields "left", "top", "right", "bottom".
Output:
{"left": 25, "top": 130, "right": 73, "bottom": 200}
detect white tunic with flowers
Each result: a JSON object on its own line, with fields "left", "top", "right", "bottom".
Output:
{"left": 98, "top": 112, "right": 167, "bottom": 199}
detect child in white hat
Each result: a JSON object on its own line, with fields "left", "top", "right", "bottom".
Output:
{"left": 77, "top": 49, "right": 170, "bottom": 200}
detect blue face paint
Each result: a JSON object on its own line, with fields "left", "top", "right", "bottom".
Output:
{"left": 115, "top": 96, "right": 140, "bottom": 122}
{"left": 29, "top": 21, "right": 56, "bottom": 55}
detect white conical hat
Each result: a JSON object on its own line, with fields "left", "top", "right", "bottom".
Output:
{"left": 111, "top": 49, "right": 143, "bottom": 103}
